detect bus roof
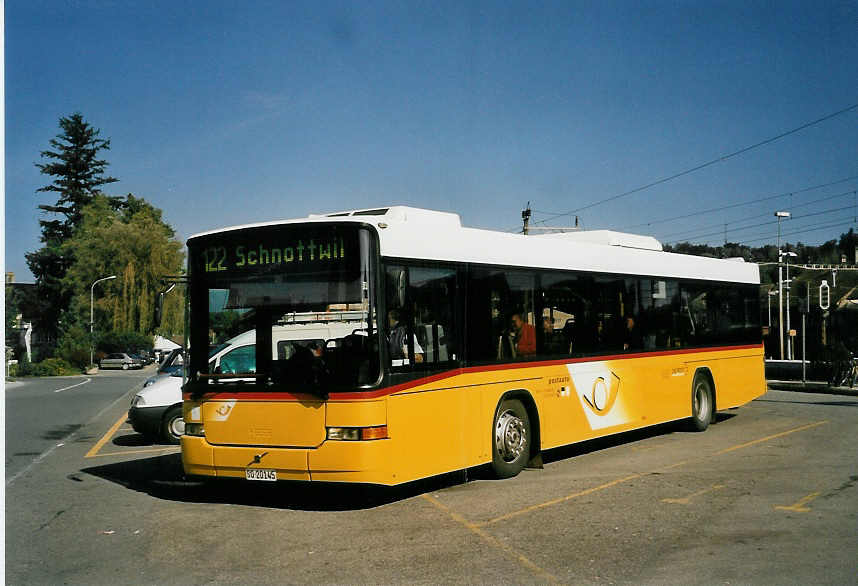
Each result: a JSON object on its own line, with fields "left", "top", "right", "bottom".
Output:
{"left": 188, "top": 206, "right": 759, "bottom": 284}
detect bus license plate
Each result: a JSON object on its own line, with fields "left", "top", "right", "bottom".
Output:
{"left": 245, "top": 468, "right": 277, "bottom": 482}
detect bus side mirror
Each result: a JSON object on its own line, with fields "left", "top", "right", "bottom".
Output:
{"left": 153, "top": 292, "right": 165, "bottom": 328}
{"left": 152, "top": 281, "right": 179, "bottom": 329}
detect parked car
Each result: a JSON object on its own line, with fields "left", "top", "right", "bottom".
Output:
{"left": 100, "top": 352, "right": 143, "bottom": 370}
{"left": 131, "top": 353, "right": 154, "bottom": 366}
{"left": 129, "top": 370, "right": 184, "bottom": 443}
{"left": 142, "top": 348, "right": 185, "bottom": 388}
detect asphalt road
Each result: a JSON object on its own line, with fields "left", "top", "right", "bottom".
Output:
{"left": 5, "top": 367, "right": 153, "bottom": 483}
{"left": 5, "top": 381, "right": 857, "bottom": 585}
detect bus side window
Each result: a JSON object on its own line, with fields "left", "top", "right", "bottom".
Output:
{"left": 409, "top": 265, "right": 458, "bottom": 365}
{"left": 539, "top": 272, "right": 593, "bottom": 358}
{"left": 386, "top": 263, "right": 459, "bottom": 368}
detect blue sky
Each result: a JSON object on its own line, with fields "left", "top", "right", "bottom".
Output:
{"left": 6, "top": 1, "right": 858, "bottom": 281}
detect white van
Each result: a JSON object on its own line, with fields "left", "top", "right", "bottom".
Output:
{"left": 128, "top": 318, "right": 363, "bottom": 443}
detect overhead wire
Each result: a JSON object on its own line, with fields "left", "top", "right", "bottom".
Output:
{"left": 618, "top": 174, "right": 858, "bottom": 232}
{"left": 533, "top": 102, "right": 858, "bottom": 225}
{"left": 664, "top": 203, "right": 857, "bottom": 243}
{"left": 659, "top": 188, "right": 858, "bottom": 241}
{"left": 736, "top": 218, "right": 857, "bottom": 246}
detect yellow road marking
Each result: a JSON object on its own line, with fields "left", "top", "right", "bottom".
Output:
{"left": 85, "top": 412, "right": 132, "bottom": 458}
{"left": 662, "top": 484, "right": 725, "bottom": 504}
{"left": 477, "top": 420, "right": 827, "bottom": 527}
{"left": 660, "top": 459, "right": 692, "bottom": 471}
{"left": 88, "top": 447, "right": 180, "bottom": 458}
{"left": 479, "top": 473, "right": 642, "bottom": 527}
{"left": 421, "top": 494, "right": 560, "bottom": 584}
{"left": 715, "top": 420, "right": 828, "bottom": 455}
{"left": 775, "top": 492, "right": 821, "bottom": 512}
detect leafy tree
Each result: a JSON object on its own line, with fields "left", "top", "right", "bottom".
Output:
{"left": 5, "top": 284, "right": 21, "bottom": 332}
{"left": 26, "top": 113, "right": 120, "bottom": 349}
{"left": 5, "top": 285, "right": 23, "bottom": 363}
{"left": 61, "top": 194, "right": 185, "bottom": 337}
{"left": 839, "top": 228, "right": 857, "bottom": 263}
{"left": 209, "top": 310, "right": 246, "bottom": 344}
{"left": 97, "top": 331, "right": 153, "bottom": 355}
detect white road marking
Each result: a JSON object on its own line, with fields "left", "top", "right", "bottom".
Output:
{"left": 54, "top": 378, "right": 92, "bottom": 393}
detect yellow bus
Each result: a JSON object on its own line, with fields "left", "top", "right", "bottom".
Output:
{"left": 181, "top": 206, "right": 765, "bottom": 485}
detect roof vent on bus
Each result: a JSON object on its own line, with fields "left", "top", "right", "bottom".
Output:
{"left": 534, "top": 230, "right": 663, "bottom": 251}
{"left": 311, "top": 208, "right": 391, "bottom": 218}
{"left": 311, "top": 206, "right": 462, "bottom": 230}
{"left": 351, "top": 208, "right": 390, "bottom": 216}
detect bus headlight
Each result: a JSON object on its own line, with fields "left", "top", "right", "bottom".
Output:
{"left": 184, "top": 423, "right": 205, "bottom": 437}
{"left": 326, "top": 425, "right": 388, "bottom": 441}
{"left": 131, "top": 395, "right": 144, "bottom": 407}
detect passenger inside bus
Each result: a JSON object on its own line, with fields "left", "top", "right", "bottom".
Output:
{"left": 622, "top": 315, "right": 643, "bottom": 351}
{"left": 510, "top": 313, "right": 536, "bottom": 356}
{"left": 387, "top": 309, "right": 424, "bottom": 364}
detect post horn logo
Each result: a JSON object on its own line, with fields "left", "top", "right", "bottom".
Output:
{"left": 582, "top": 374, "right": 620, "bottom": 414}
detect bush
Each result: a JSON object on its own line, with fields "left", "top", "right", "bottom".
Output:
{"left": 42, "top": 358, "right": 78, "bottom": 375}
{"left": 14, "top": 357, "right": 79, "bottom": 377}
{"left": 14, "top": 356, "right": 32, "bottom": 376}
{"left": 57, "top": 325, "right": 91, "bottom": 370}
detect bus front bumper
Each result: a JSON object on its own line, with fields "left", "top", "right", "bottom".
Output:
{"left": 181, "top": 435, "right": 396, "bottom": 485}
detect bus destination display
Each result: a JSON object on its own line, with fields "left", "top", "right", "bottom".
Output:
{"left": 199, "top": 234, "right": 349, "bottom": 274}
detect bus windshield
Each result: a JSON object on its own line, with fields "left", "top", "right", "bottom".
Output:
{"left": 186, "top": 224, "right": 379, "bottom": 395}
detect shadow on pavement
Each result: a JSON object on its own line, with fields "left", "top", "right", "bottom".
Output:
{"left": 42, "top": 424, "right": 82, "bottom": 441}
{"left": 81, "top": 413, "right": 738, "bottom": 508}
{"left": 539, "top": 414, "right": 735, "bottom": 467}
{"left": 755, "top": 398, "right": 858, "bottom": 408}
{"left": 112, "top": 432, "right": 165, "bottom": 447}
{"left": 80, "top": 454, "right": 467, "bottom": 511}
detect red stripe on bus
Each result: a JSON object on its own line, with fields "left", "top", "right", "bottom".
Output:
{"left": 184, "top": 343, "right": 762, "bottom": 402}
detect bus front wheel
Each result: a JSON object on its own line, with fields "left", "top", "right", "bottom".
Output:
{"left": 162, "top": 406, "right": 185, "bottom": 445}
{"left": 491, "top": 399, "right": 530, "bottom": 479}
{"left": 688, "top": 374, "right": 714, "bottom": 432}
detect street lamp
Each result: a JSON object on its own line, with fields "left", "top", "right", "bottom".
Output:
{"left": 90, "top": 275, "right": 117, "bottom": 366}
{"left": 782, "top": 251, "right": 798, "bottom": 360}
{"left": 775, "top": 211, "right": 791, "bottom": 359}
{"left": 767, "top": 290, "right": 778, "bottom": 327}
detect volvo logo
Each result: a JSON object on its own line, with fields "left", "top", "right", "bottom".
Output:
{"left": 247, "top": 451, "right": 269, "bottom": 467}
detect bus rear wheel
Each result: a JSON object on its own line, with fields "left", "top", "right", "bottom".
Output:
{"left": 491, "top": 399, "right": 530, "bottom": 479}
{"left": 688, "top": 374, "right": 714, "bottom": 432}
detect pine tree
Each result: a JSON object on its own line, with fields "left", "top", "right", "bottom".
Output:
{"left": 26, "top": 113, "right": 120, "bottom": 348}
{"left": 35, "top": 113, "right": 119, "bottom": 234}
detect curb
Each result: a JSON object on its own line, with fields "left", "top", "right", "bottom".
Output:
{"left": 767, "top": 380, "right": 858, "bottom": 397}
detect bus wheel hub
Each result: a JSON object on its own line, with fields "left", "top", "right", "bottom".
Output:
{"left": 496, "top": 410, "right": 526, "bottom": 462}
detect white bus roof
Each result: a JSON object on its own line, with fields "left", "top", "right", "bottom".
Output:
{"left": 188, "top": 206, "right": 759, "bottom": 284}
